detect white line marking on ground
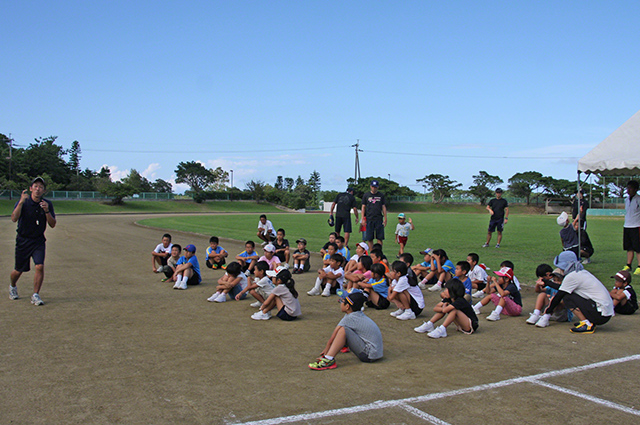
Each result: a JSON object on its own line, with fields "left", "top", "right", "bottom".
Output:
{"left": 399, "top": 403, "right": 452, "bottom": 425}
{"left": 531, "top": 380, "right": 640, "bottom": 417}
{"left": 235, "top": 354, "right": 640, "bottom": 425}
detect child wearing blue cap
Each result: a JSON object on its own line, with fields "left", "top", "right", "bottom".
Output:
{"left": 173, "top": 244, "right": 201, "bottom": 290}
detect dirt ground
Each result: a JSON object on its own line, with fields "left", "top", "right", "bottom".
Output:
{"left": 2, "top": 213, "right": 639, "bottom": 425}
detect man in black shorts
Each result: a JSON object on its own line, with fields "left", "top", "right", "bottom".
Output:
{"left": 483, "top": 188, "right": 509, "bottom": 248}
{"left": 9, "top": 177, "right": 57, "bottom": 306}
{"left": 329, "top": 187, "right": 359, "bottom": 247}
{"left": 361, "top": 180, "right": 387, "bottom": 250}
{"left": 623, "top": 180, "right": 640, "bottom": 275}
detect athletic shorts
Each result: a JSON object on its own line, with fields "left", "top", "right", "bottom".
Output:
{"left": 488, "top": 218, "right": 504, "bottom": 233}
{"left": 276, "top": 306, "right": 298, "bottom": 321}
{"left": 228, "top": 284, "right": 247, "bottom": 300}
{"left": 409, "top": 295, "right": 423, "bottom": 317}
{"left": 206, "top": 258, "right": 226, "bottom": 269}
{"left": 562, "top": 293, "right": 612, "bottom": 325}
{"left": 186, "top": 273, "right": 201, "bottom": 286}
{"left": 615, "top": 301, "right": 638, "bottom": 315}
{"left": 159, "top": 256, "right": 168, "bottom": 266}
{"left": 490, "top": 293, "right": 522, "bottom": 316}
{"left": 456, "top": 314, "right": 478, "bottom": 335}
{"left": 623, "top": 227, "right": 640, "bottom": 253}
{"left": 335, "top": 216, "right": 353, "bottom": 234}
{"left": 366, "top": 294, "right": 390, "bottom": 310}
{"left": 15, "top": 236, "right": 46, "bottom": 273}
{"left": 397, "top": 236, "right": 408, "bottom": 245}
{"left": 255, "top": 286, "right": 273, "bottom": 299}
{"left": 363, "top": 219, "right": 385, "bottom": 242}
{"left": 343, "top": 326, "right": 378, "bottom": 363}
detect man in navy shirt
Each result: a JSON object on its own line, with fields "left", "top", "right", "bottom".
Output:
{"left": 10, "top": 177, "right": 56, "bottom": 306}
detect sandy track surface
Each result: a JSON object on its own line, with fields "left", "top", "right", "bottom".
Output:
{"left": 2, "top": 214, "right": 638, "bottom": 424}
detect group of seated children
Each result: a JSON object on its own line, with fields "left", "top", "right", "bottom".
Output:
{"left": 151, "top": 233, "right": 202, "bottom": 290}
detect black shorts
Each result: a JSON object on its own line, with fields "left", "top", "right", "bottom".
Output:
{"left": 366, "top": 294, "right": 390, "bottom": 310}
{"left": 623, "top": 227, "right": 640, "bottom": 253}
{"left": 409, "top": 295, "right": 423, "bottom": 317}
{"left": 563, "top": 293, "right": 612, "bottom": 325}
{"left": 335, "top": 216, "right": 353, "bottom": 234}
{"left": 15, "top": 236, "right": 46, "bottom": 272}
{"left": 363, "top": 219, "right": 385, "bottom": 241}
{"left": 186, "top": 273, "right": 201, "bottom": 286}
{"left": 488, "top": 218, "right": 504, "bottom": 233}
{"left": 205, "top": 258, "right": 226, "bottom": 269}
{"left": 276, "top": 307, "right": 297, "bottom": 321}
{"left": 614, "top": 301, "right": 638, "bottom": 315}
{"left": 475, "top": 281, "right": 487, "bottom": 291}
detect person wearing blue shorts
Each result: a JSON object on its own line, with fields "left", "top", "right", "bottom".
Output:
{"left": 361, "top": 180, "right": 387, "bottom": 250}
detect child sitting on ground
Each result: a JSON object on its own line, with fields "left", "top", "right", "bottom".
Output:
{"left": 258, "top": 243, "right": 282, "bottom": 270}
{"left": 454, "top": 261, "right": 473, "bottom": 303}
{"left": 370, "top": 248, "right": 390, "bottom": 275}
{"left": 344, "top": 255, "right": 373, "bottom": 291}
{"left": 344, "top": 242, "right": 368, "bottom": 273}
{"left": 525, "top": 264, "right": 572, "bottom": 327}
{"left": 400, "top": 253, "right": 419, "bottom": 287}
{"left": 320, "top": 232, "right": 338, "bottom": 256}
{"left": 427, "top": 249, "right": 455, "bottom": 292}
{"left": 468, "top": 253, "right": 489, "bottom": 298}
{"left": 322, "top": 242, "right": 338, "bottom": 267}
{"left": 610, "top": 270, "right": 638, "bottom": 315}
{"left": 272, "top": 228, "right": 290, "bottom": 264}
{"left": 236, "top": 240, "right": 259, "bottom": 274}
{"left": 235, "top": 261, "right": 275, "bottom": 308}
{"left": 161, "top": 244, "right": 181, "bottom": 282}
{"left": 292, "top": 238, "right": 311, "bottom": 274}
{"left": 388, "top": 260, "right": 424, "bottom": 321}
{"left": 414, "top": 279, "right": 479, "bottom": 338}
{"left": 205, "top": 236, "right": 228, "bottom": 270}
{"left": 414, "top": 248, "right": 435, "bottom": 288}
{"left": 335, "top": 236, "right": 351, "bottom": 262}
{"left": 308, "top": 291, "right": 383, "bottom": 371}
{"left": 308, "top": 254, "right": 345, "bottom": 297}
{"left": 395, "top": 213, "right": 414, "bottom": 256}
{"left": 359, "top": 263, "right": 390, "bottom": 310}
{"left": 472, "top": 266, "right": 522, "bottom": 321}
{"left": 172, "top": 244, "right": 201, "bottom": 290}
{"left": 251, "top": 269, "right": 301, "bottom": 321}
{"left": 152, "top": 233, "right": 173, "bottom": 273}
{"left": 207, "top": 261, "right": 248, "bottom": 303}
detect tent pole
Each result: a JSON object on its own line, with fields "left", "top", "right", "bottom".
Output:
{"left": 577, "top": 171, "right": 582, "bottom": 261}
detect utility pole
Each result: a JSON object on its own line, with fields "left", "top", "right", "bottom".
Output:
{"left": 352, "top": 140, "right": 362, "bottom": 184}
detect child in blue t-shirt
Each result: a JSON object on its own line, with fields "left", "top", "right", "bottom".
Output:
{"left": 335, "top": 236, "right": 350, "bottom": 262}
{"left": 173, "top": 244, "right": 201, "bottom": 290}
{"left": 205, "top": 236, "right": 228, "bottom": 269}
{"left": 427, "top": 249, "right": 455, "bottom": 292}
{"left": 360, "top": 263, "right": 390, "bottom": 310}
{"left": 454, "top": 261, "right": 473, "bottom": 303}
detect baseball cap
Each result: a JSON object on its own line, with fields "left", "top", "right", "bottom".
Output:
{"left": 295, "top": 238, "right": 307, "bottom": 244}
{"left": 553, "top": 251, "right": 577, "bottom": 271}
{"left": 397, "top": 213, "right": 405, "bottom": 219}
{"left": 552, "top": 268, "right": 564, "bottom": 277}
{"left": 338, "top": 290, "right": 366, "bottom": 311}
{"left": 346, "top": 187, "right": 354, "bottom": 193}
{"left": 494, "top": 267, "right": 514, "bottom": 280}
{"left": 31, "top": 176, "right": 46, "bottom": 186}
{"left": 370, "top": 180, "right": 379, "bottom": 187}
{"left": 184, "top": 244, "right": 196, "bottom": 253}
{"left": 557, "top": 211, "right": 568, "bottom": 226}
{"left": 419, "top": 248, "right": 433, "bottom": 255}
{"left": 357, "top": 242, "right": 369, "bottom": 251}
{"left": 264, "top": 243, "right": 276, "bottom": 253}
{"left": 495, "top": 188, "right": 503, "bottom": 193}
{"left": 612, "top": 270, "right": 632, "bottom": 284}
{"left": 267, "top": 264, "right": 288, "bottom": 277}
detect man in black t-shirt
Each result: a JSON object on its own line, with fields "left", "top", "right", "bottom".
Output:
{"left": 361, "top": 180, "right": 387, "bottom": 250}
{"left": 329, "top": 187, "right": 359, "bottom": 247}
{"left": 483, "top": 188, "right": 508, "bottom": 248}
{"left": 9, "top": 177, "right": 57, "bottom": 306}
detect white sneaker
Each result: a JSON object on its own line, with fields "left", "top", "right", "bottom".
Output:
{"left": 390, "top": 308, "right": 404, "bottom": 317}
{"left": 414, "top": 321, "right": 435, "bottom": 333}
{"left": 535, "top": 315, "right": 550, "bottom": 328}
{"left": 321, "top": 285, "right": 331, "bottom": 297}
{"left": 473, "top": 305, "right": 481, "bottom": 315}
{"left": 260, "top": 241, "right": 268, "bottom": 247}
{"left": 482, "top": 243, "right": 489, "bottom": 248}
{"left": 9, "top": 286, "right": 19, "bottom": 300}
{"left": 177, "top": 280, "right": 187, "bottom": 290}
{"left": 526, "top": 312, "right": 540, "bottom": 325}
{"left": 472, "top": 290, "right": 485, "bottom": 299}
{"left": 173, "top": 280, "right": 181, "bottom": 289}
{"left": 418, "top": 282, "right": 427, "bottom": 290}
{"left": 251, "top": 310, "right": 271, "bottom": 320}
{"left": 428, "top": 282, "right": 442, "bottom": 292}
{"left": 307, "top": 286, "right": 321, "bottom": 296}
{"left": 156, "top": 266, "right": 164, "bottom": 273}
{"left": 397, "top": 310, "right": 416, "bottom": 320}
{"left": 487, "top": 310, "right": 501, "bottom": 321}
{"left": 207, "top": 292, "right": 222, "bottom": 302}
{"left": 427, "top": 325, "right": 448, "bottom": 339}
{"left": 214, "top": 293, "right": 226, "bottom": 302}
{"left": 30, "top": 293, "right": 44, "bottom": 306}
{"left": 250, "top": 301, "right": 262, "bottom": 308}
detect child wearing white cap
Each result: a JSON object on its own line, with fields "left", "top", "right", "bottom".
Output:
{"left": 395, "top": 213, "right": 414, "bottom": 257}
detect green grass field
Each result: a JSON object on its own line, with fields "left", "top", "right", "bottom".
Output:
{"left": 138, "top": 212, "right": 625, "bottom": 286}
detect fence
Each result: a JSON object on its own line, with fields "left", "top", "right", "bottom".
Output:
{"left": 0, "top": 190, "right": 174, "bottom": 200}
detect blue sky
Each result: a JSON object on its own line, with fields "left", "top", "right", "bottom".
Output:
{"left": 2, "top": 1, "right": 639, "bottom": 193}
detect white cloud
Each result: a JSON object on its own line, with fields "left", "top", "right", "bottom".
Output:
{"left": 103, "top": 164, "right": 128, "bottom": 182}
{"left": 141, "top": 163, "right": 161, "bottom": 180}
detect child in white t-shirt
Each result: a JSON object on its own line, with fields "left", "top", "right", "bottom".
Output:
{"left": 388, "top": 260, "right": 424, "bottom": 321}
{"left": 307, "top": 254, "right": 345, "bottom": 297}
{"left": 152, "top": 233, "right": 173, "bottom": 273}
{"left": 207, "top": 261, "right": 248, "bottom": 303}
{"left": 236, "top": 261, "right": 275, "bottom": 308}
{"left": 394, "top": 213, "right": 414, "bottom": 256}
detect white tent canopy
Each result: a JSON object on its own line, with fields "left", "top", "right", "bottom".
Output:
{"left": 578, "top": 109, "right": 640, "bottom": 176}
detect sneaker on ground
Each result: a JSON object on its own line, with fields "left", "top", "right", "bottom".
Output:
{"left": 622, "top": 265, "right": 631, "bottom": 271}
{"left": 482, "top": 243, "right": 489, "bottom": 248}
{"left": 495, "top": 244, "right": 500, "bottom": 248}
{"left": 570, "top": 320, "right": 596, "bottom": 333}
{"left": 472, "top": 305, "right": 481, "bottom": 315}
{"left": 221, "top": 264, "right": 227, "bottom": 270}
{"left": 161, "top": 277, "right": 169, "bottom": 282}
{"left": 582, "top": 258, "right": 591, "bottom": 265}
{"left": 251, "top": 311, "right": 271, "bottom": 320}
{"left": 9, "top": 286, "right": 19, "bottom": 300}
{"left": 414, "top": 321, "right": 435, "bottom": 333}
{"left": 535, "top": 315, "right": 550, "bottom": 328}
{"left": 173, "top": 280, "right": 181, "bottom": 289}
{"left": 212, "top": 264, "right": 219, "bottom": 269}
{"left": 340, "top": 346, "right": 350, "bottom": 353}
{"left": 526, "top": 312, "right": 540, "bottom": 325}
{"left": 635, "top": 267, "right": 640, "bottom": 276}
{"left": 156, "top": 266, "right": 164, "bottom": 273}
{"left": 486, "top": 310, "right": 501, "bottom": 321}
{"left": 307, "top": 287, "right": 321, "bottom": 296}
{"left": 250, "top": 301, "right": 262, "bottom": 308}
{"left": 428, "top": 282, "right": 442, "bottom": 292}
{"left": 31, "top": 293, "right": 44, "bottom": 306}
{"left": 471, "top": 290, "right": 485, "bottom": 299}
{"left": 390, "top": 308, "right": 404, "bottom": 317}
{"left": 427, "top": 326, "right": 447, "bottom": 339}
{"left": 308, "top": 356, "right": 337, "bottom": 371}
{"left": 207, "top": 293, "right": 221, "bottom": 302}
{"left": 214, "top": 293, "right": 226, "bottom": 302}
{"left": 321, "top": 286, "right": 331, "bottom": 297}
{"left": 397, "top": 309, "right": 416, "bottom": 320}
{"left": 418, "top": 282, "right": 427, "bottom": 290}
{"left": 177, "top": 281, "right": 188, "bottom": 290}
